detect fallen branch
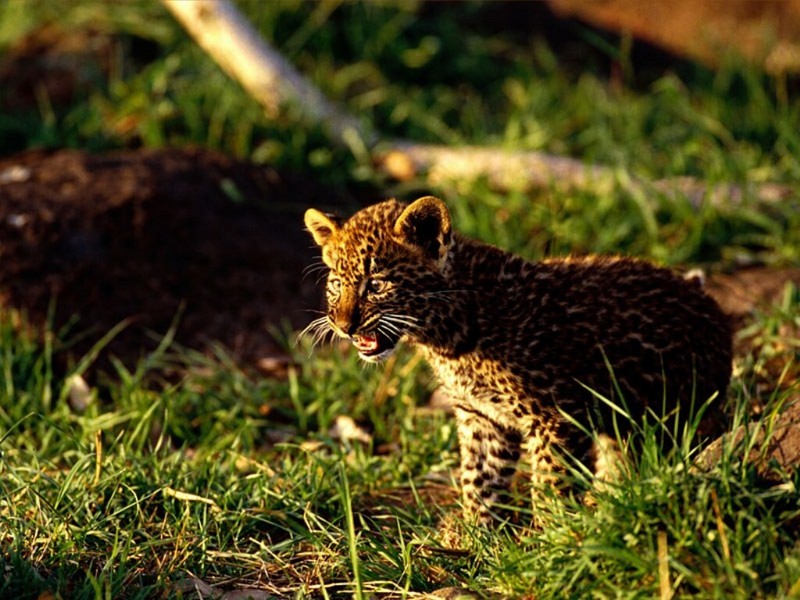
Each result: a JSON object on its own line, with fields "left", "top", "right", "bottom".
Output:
{"left": 377, "top": 141, "right": 606, "bottom": 192}
{"left": 162, "top": 0, "right": 795, "bottom": 207}
{"left": 378, "top": 142, "right": 795, "bottom": 206}
{"left": 161, "top": 0, "right": 372, "bottom": 146}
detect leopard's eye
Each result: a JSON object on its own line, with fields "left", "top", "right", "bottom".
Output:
{"left": 329, "top": 277, "right": 342, "bottom": 293}
{"left": 366, "top": 278, "right": 388, "bottom": 294}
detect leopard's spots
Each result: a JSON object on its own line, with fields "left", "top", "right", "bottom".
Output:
{"left": 305, "top": 197, "right": 733, "bottom": 526}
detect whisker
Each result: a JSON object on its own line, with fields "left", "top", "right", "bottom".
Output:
{"left": 380, "top": 321, "right": 410, "bottom": 339}
{"left": 306, "top": 268, "right": 329, "bottom": 281}
{"left": 419, "top": 289, "right": 469, "bottom": 298}
{"left": 302, "top": 259, "right": 325, "bottom": 274}
{"left": 297, "top": 318, "right": 321, "bottom": 339}
{"left": 384, "top": 313, "right": 420, "bottom": 327}
{"left": 376, "top": 323, "right": 393, "bottom": 342}
{"left": 377, "top": 314, "right": 423, "bottom": 344}
{"left": 377, "top": 322, "right": 404, "bottom": 343}
{"left": 302, "top": 263, "right": 330, "bottom": 283}
{"left": 297, "top": 316, "right": 328, "bottom": 342}
{"left": 302, "top": 264, "right": 326, "bottom": 278}
{"left": 310, "top": 326, "right": 331, "bottom": 352}
{"left": 378, "top": 319, "right": 404, "bottom": 338}
{"left": 307, "top": 319, "right": 338, "bottom": 354}
{"left": 383, "top": 314, "right": 421, "bottom": 332}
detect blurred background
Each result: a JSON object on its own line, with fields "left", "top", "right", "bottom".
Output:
{"left": 1, "top": 0, "right": 799, "bottom": 369}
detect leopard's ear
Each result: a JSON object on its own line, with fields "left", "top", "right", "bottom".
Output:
{"left": 304, "top": 209, "right": 341, "bottom": 247}
{"left": 394, "top": 196, "right": 452, "bottom": 262}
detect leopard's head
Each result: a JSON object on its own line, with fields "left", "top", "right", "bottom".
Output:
{"left": 304, "top": 196, "right": 453, "bottom": 361}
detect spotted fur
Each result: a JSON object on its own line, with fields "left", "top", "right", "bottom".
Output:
{"left": 304, "top": 197, "right": 733, "bottom": 524}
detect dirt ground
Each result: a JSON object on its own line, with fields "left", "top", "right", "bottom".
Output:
{"left": 1, "top": 147, "right": 798, "bottom": 376}
{"left": 0, "top": 147, "right": 369, "bottom": 373}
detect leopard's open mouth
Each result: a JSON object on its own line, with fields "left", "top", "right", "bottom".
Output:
{"left": 352, "top": 331, "right": 398, "bottom": 362}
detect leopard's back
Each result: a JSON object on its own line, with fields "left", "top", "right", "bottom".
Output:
{"left": 442, "top": 249, "right": 732, "bottom": 437}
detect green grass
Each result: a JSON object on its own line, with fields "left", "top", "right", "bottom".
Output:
{"left": 2, "top": 1, "right": 800, "bottom": 597}
{"left": 0, "top": 315, "right": 450, "bottom": 598}
{"left": 2, "top": 298, "right": 799, "bottom": 598}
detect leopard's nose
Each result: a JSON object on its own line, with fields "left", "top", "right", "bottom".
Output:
{"left": 332, "top": 308, "right": 360, "bottom": 337}
{"left": 330, "top": 289, "right": 361, "bottom": 336}
{"left": 331, "top": 315, "right": 351, "bottom": 336}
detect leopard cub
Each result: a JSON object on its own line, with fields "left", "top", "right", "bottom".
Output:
{"left": 304, "top": 196, "right": 732, "bottom": 524}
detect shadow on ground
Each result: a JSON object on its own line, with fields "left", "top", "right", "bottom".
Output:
{"left": 0, "top": 147, "right": 371, "bottom": 372}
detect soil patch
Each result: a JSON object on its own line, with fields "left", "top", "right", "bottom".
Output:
{"left": 0, "top": 147, "right": 368, "bottom": 372}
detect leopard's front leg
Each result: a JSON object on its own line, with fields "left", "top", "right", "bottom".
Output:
{"left": 455, "top": 406, "right": 522, "bottom": 525}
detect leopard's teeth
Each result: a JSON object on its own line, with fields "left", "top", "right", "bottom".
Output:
{"left": 353, "top": 334, "right": 379, "bottom": 353}
{"left": 358, "top": 346, "right": 396, "bottom": 363}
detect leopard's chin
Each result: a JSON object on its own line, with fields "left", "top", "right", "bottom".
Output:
{"left": 352, "top": 331, "right": 399, "bottom": 362}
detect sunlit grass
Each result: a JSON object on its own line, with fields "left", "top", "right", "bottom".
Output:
{"left": 1, "top": 306, "right": 799, "bottom": 597}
